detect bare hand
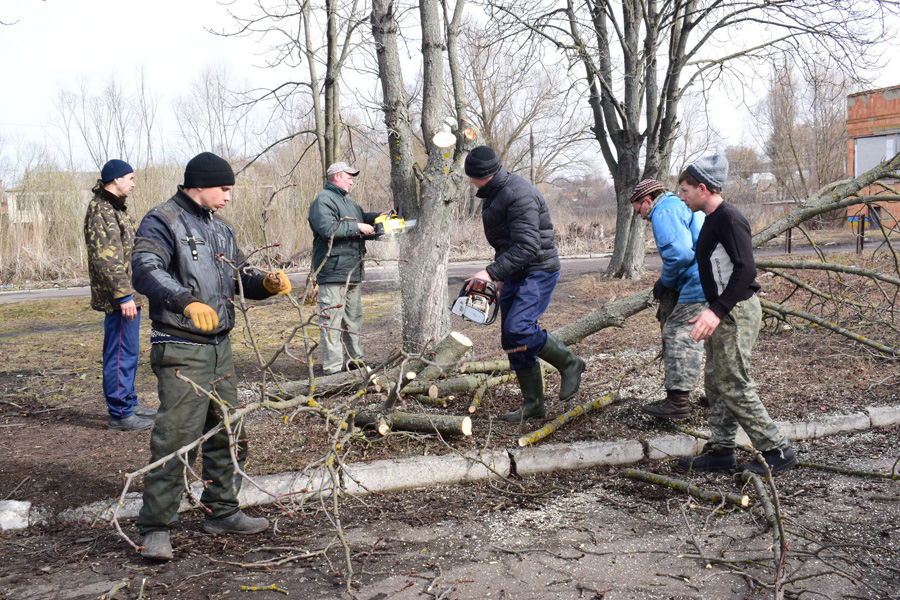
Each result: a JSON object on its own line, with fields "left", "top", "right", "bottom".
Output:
{"left": 120, "top": 299, "right": 137, "bottom": 320}
{"left": 465, "top": 269, "right": 492, "bottom": 289}
{"left": 358, "top": 222, "right": 375, "bottom": 235}
{"left": 689, "top": 308, "right": 720, "bottom": 342}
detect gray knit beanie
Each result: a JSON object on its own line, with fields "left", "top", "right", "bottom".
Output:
{"left": 686, "top": 153, "right": 729, "bottom": 193}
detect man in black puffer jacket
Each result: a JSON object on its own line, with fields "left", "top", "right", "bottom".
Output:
{"left": 463, "top": 145, "right": 585, "bottom": 422}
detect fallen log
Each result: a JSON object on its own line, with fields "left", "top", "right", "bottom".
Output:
{"left": 622, "top": 469, "right": 750, "bottom": 508}
{"left": 354, "top": 410, "right": 472, "bottom": 437}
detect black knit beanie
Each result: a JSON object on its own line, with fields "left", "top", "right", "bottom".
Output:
{"left": 464, "top": 145, "right": 501, "bottom": 178}
{"left": 183, "top": 152, "right": 235, "bottom": 188}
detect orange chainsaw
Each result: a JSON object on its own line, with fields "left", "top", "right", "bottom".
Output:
{"left": 449, "top": 278, "right": 499, "bottom": 325}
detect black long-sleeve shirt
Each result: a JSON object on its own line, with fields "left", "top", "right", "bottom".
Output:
{"left": 695, "top": 201, "right": 760, "bottom": 319}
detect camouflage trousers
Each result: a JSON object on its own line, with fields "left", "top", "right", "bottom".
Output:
{"left": 659, "top": 300, "right": 707, "bottom": 392}
{"left": 704, "top": 295, "right": 787, "bottom": 452}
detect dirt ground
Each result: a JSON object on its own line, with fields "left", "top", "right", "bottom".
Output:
{"left": 1, "top": 255, "right": 900, "bottom": 599}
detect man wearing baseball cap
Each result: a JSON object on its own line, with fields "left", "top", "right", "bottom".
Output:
{"left": 308, "top": 161, "right": 384, "bottom": 375}
{"left": 84, "top": 159, "right": 156, "bottom": 431}
{"left": 132, "top": 152, "right": 292, "bottom": 560}
{"left": 628, "top": 178, "right": 706, "bottom": 420}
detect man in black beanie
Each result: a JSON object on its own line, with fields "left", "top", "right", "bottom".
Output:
{"left": 131, "top": 152, "right": 293, "bottom": 561}
{"left": 463, "top": 145, "right": 585, "bottom": 422}
{"left": 84, "top": 159, "right": 156, "bottom": 431}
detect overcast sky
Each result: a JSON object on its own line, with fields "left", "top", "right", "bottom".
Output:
{"left": 0, "top": 0, "right": 283, "bottom": 163}
{"left": 2, "top": 0, "right": 898, "bottom": 177}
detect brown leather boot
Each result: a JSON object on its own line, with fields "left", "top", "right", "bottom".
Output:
{"left": 641, "top": 390, "right": 691, "bottom": 420}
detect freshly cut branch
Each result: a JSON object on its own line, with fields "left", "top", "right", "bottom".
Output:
{"left": 752, "top": 153, "right": 900, "bottom": 247}
{"left": 622, "top": 469, "right": 750, "bottom": 508}
{"left": 756, "top": 260, "right": 900, "bottom": 288}
{"left": 518, "top": 394, "right": 620, "bottom": 447}
{"left": 799, "top": 461, "right": 900, "bottom": 480}
{"left": 760, "top": 299, "right": 898, "bottom": 357}
{"left": 354, "top": 409, "right": 472, "bottom": 437}
{"left": 383, "top": 331, "right": 473, "bottom": 411}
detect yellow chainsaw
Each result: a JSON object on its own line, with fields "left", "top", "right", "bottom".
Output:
{"left": 367, "top": 207, "right": 416, "bottom": 239}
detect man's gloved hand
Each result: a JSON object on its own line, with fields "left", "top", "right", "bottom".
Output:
{"left": 184, "top": 302, "right": 219, "bottom": 331}
{"left": 652, "top": 278, "right": 668, "bottom": 300}
{"left": 263, "top": 270, "right": 292, "bottom": 295}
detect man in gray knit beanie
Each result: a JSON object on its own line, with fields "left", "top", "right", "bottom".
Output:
{"left": 684, "top": 152, "right": 729, "bottom": 194}
{"left": 674, "top": 154, "right": 798, "bottom": 476}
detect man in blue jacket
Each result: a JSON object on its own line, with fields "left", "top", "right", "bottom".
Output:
{"left": 132, "top": 152, "right": 292, "bottom": 561}
{"left": 308, "top": 162, "right": 383, "bottom": 375}
{"left": 464, "top": 145, "right": 585, "bottom": 422}
{"left": 629, "top": 179, "right": 707, "bottom": 420}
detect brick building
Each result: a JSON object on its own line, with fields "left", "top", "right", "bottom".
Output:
{"left": 845, "top": 85, "right": 900, "bottom": 227}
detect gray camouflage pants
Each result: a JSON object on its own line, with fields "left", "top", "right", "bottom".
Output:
{"left": 704, "top": 295, "right": 787, "bottom": 452}
{"left": 659, "top": 300, "right": 706, "bottom": 392}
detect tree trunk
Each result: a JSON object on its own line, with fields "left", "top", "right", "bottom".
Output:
{"left": 373, "top": 0, "right": 472, "bottom": 354}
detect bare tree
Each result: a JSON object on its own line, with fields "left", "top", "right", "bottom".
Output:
{"left": 53, "top": 75, "right": 139, "bottom": 171}
{"left": 482, "top": 0, "right": 898, "bottom": 279}
{"left": 758, "top": 57, "right": 849, "bottom": 208}
{"left": 171, "top": 62, "right": 259, "bottom": 161}
{"left": 221, "top": 0, "right": 368, "bottom": 175}
{"left": 458, "top": 22, "right": 594, "bottom": 187}
{"left": 371, "top": 0, "right": 475, "bottom": 352}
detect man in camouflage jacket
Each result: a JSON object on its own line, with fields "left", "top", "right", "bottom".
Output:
{"left": 84, "top": 159, "right": 155, "bottom": 431}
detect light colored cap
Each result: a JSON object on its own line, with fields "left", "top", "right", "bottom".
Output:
{"left": 326, "top": 161, "right": 360, "bottom": 177}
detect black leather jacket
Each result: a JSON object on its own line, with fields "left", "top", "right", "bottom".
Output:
{"left": 132, "top": 188, "right": 272, "bottom": 344}
{"left": 478, "top": 167, "right": 560, "bottom": 281}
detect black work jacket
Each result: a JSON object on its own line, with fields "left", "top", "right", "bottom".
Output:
{"left": 478, "top": 167, "right": 560, "bottom": 281}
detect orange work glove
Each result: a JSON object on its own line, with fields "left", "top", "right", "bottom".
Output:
{"left": 263, "top": 270, "right": 292, "bottom": 295}
{"left": 183, "top": 302, "right": 219, "bottom": 331}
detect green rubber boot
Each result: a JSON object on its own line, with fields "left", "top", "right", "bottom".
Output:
{"left": 502, "top": 364, "right": 546, "bottom": 422}
{"left": 537, "top": 333, "right": 585, "bottom": 402}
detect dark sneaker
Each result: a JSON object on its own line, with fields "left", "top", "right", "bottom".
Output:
{"left": 108, "top": 414, "right": 154, "bottom": 431}
{"left": 737, "top": 446, "right": 798, "bottom": 476}
{"left": 141, "top": 530, "right": 173, "bottom": 561}
{"left": 203, "top": 510, "right": 269, "bottom": 535}
{"left": 133, "top": 405, "right": 158, "bottom": 418}
{"left": 676, "top": 444, "right": 736, "bottom": 472}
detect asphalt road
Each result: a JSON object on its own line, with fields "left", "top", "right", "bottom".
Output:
{"left": 0, "top": 242, "right": 853, "bottom": 305}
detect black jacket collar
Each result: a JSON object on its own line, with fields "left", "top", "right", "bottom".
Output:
{"left": 173, "top": 186, "right": 213, "bottom": 219}
{"left": 475, "top": 166, "right": 510, "bottom": 199}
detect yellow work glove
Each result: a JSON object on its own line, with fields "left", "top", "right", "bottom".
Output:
{"left": 263, "top": 270, "right": 292, "bottom": 295}
{"left": 183, "top": 302, "right": 219, "bottom": 331}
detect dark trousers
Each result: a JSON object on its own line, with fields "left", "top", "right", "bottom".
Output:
{"left": 499, "top": 270, "right": 560, "bottom": 370}
{"left": 102, "top": 308, "right": 141, "bottom": 418}
{"left": 137, "top": 339, "right": 246, "bottom": 534}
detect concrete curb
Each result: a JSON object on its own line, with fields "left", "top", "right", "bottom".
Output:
{"left": 3, "top": 405, "right": 900, "bottom": 530}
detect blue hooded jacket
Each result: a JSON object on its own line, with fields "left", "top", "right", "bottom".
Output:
{"left": 645, "top": 191, "right": 705, "bottom": 304}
